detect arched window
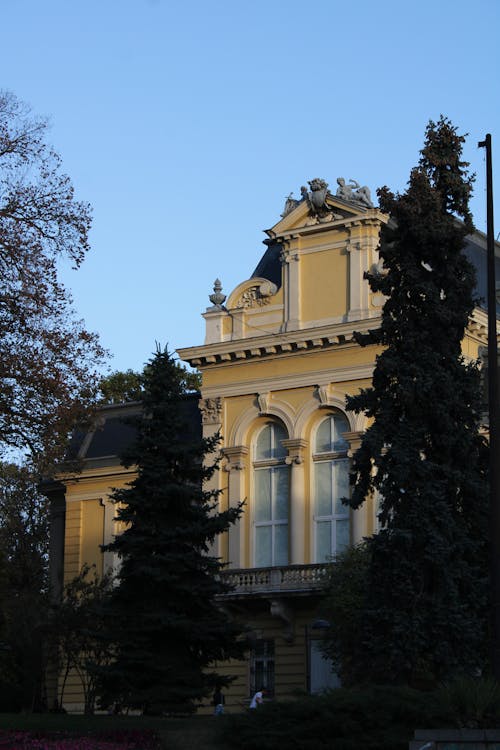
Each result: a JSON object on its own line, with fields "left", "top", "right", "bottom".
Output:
{"left": 253, "top": 422, "right": 289, "bottom": 567}
{"left": 313, "top": 412, "right": 350, "bottom": 562}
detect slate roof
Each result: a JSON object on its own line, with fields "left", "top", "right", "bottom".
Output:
{"left": 68, "top": 394, "right": 201, "bottom": 470}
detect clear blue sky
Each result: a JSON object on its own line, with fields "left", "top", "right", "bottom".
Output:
{"left": 2, "top": 0, "right": 499, "bottom": 374}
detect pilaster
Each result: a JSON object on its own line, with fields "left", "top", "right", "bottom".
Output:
{"left": 282, "top": 438, "right": 308, "bottom": 564}
{"left": 101, "top": 498, "right": 118, "bottom": 577}
{"left": 200, "top": 397, "right": 224, "bottom": 557}
{"left": 222, "top": 446, "right": 248, "bottom": 568}
{"left": 280, "top": 239, "right": 300, "bottom": 332}
{"left": 343, "top": 430, "right": 366, "bottom": 543}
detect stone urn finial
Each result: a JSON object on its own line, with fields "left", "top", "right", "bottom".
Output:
{"left": 209, "top": 278, "right": 226, "bottom": 309}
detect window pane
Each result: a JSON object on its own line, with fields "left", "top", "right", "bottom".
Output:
{"left": 272, "top": 423, "right": 287, "bottom": 459}
{"left": 255, "top": 525, "right": 271, "bottom": 567}
{"left": 255, "top": 469, "right": 271, "bottom": 521}
{"left": 316, "top": 520, "right": 331, "bottom": 561}
{"left": 315, "top": 418, "right": 332, "bottom": 453}
{"left": 274, "top": 523, "right": 288, "bottom": 566}
{"left": 310, "top": 641, "right": 340, "bottom": 693}
{"left": 332, "top": 414, "right": 349, "bottom": 451}
{"left": 333, "top": 459, "right": 350, "bottom": 513}
{"left": 336, "top": 518, "right": 350, "bottom": 553}
{"left": 315, "top": 462, "right": 332, "bottom": 516}
{"left": 251, "top": 639, "right": 275, "bottom": 695}
{"left": 273, "top": 466, "right": 289, "bottom": 520}
{"left": 256, "top": 424, "right": 272, "bottom": 460}
{"left": 316, "top": 413, "right": 350, "bottom": 453}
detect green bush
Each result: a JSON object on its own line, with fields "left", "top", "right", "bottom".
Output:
{"left": 436, "top": 676, "right": 500, "bottom": 728}
{"left": 220, "top": 685, "right": 442, "bottom": 750}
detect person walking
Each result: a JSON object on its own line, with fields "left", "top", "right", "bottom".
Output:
{"left": 213, "top": 685, "right": 225, "bottom": 716}
{"left": 249, "top": 687, "right": 265, "bottom": 709}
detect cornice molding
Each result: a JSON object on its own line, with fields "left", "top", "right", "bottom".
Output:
{"left": 178, "top": 318, "right": 382, "bottom": 368}
{"left": 468, "top": 307, "right": 500, "bottom": 345}
{"left": 266, "top": 208, "right": 388, "bottom": 242}
{"left": 180, "top": 306, "right": 498, "bottom": 370}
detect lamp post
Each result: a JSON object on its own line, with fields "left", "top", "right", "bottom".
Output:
{"left": 478, "top": 134, "right": 500, "bottom": 679}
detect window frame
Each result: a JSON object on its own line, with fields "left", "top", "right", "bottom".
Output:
{"left": 252, "top": 422, "right": 290, "bottom": 568}
{"left": 249, "top": 638, "right": 275, "bottom": 697}
{"left": 312, "top": 412, "right": 351, "bottom": 562}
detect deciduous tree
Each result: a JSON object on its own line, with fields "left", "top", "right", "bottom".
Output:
{"left": 97, "top": 363, "right": 200, "bottom": 404}
{"left": 54, "top": 565, "right": 113, "bottom": 714}
{"left": 0, "top": 90, "right": 105, "bottom": 468}
{"left": 0, "top": 464, "right": 49, "bottom": 710}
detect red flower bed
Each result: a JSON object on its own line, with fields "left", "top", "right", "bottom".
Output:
{"left": 0, "top": 729, "right": 161, "bottom": 750}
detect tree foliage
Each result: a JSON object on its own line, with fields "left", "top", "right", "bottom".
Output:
{"left": 98, "top": 363, "right": 201, "bottom": 405}
{"left": 0, "top": 464, "right": 49, "bottom": 711}
{"left": 342, "top": 117, "right": 489, "bottom": 684}
{"left": 318, "top": 542, "right": 371, "bottom": 686}
{"left": 0, "top": 91, "right": 105, "bottom": 468}
{"left": 54, "top": 565, "right": 113, "bottom": 715}
{"left": 98, "top": 370, "right": 144, "bottom": 404}
{"left": 98, "top": 348, "right": 243, "bottom": 712}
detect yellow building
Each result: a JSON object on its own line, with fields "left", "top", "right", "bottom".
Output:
{"left": 46, "top": 177, "right": 494, "bottom": 712}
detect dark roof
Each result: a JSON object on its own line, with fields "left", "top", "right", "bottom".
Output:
{"left": 68, "top": 395, "right": 201, "bottom": 470}
{"left": 251, "top": 240, "right": 282, "bottom": 289}
{"left": 464, "top": 233, "right": 500, "bottom": 316}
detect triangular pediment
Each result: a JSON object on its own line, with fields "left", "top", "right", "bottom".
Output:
{"left": 267, "top": 184, "right": 378, "bottom": 238}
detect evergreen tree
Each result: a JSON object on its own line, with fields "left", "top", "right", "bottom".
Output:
{"left": 100, "top": 348, "right": 243, "bottom": 712}
{"left": 345, "top": 117, "right": 489, "bottom": 684}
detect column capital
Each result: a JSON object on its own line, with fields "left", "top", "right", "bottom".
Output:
{"left": 222, "top": 445, "right": 249, "bottom": 472}
{"left": 342, "top": 430, "right": 363, "bottom": 457}
{"left": 282, "top": 438, "right": 308, "bottom": 465}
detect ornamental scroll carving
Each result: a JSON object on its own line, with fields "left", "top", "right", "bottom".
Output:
{"left": 199, "top": 397, "right": 222, "bottom": 424}
{"left": 234, "top": 280, "right": 277, "bottom": 309}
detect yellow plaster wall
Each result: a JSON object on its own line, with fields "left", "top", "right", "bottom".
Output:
{"left": 64, "top": 500, "right": 82, "bottom": 583}
{"left": 462, "top": 332, "right": 483, "bottom": 360}
{"left": 81, "top": 499, "right": 104, "bottom": 578}
{"left": 201, "top": 344, "right": 381, "bottom": 390}
{"left": 198, "top": 609, "right": 323, "bottom": 712}
{"left": 300, "top": 248, "right": 348, "bottom": 321}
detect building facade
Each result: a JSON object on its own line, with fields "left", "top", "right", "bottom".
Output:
{"left": 48, "top": 177, "right": 494, "bottom": 712}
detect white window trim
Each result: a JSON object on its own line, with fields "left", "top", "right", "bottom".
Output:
{"left": 252, "top": 423, "right": 290, "bottom": 568}
{"left": 312, "top": 413, "right": 350, "bottom": 563}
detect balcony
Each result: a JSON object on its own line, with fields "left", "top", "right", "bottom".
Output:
{"left": 219, "top": 563, "right": 330, "bottom": 599}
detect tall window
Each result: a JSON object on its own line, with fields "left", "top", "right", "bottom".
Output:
{"left": 253, "top": 422, "right": 289, "bottom": 567}
{"left": 250, "top": 639, "right": 275, "bottom": 696}
{"left": 313, "top": 412, "right": 350, "bottom": 562}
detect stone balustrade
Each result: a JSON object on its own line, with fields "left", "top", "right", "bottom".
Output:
{"left": 219, "top": 563, "right": 330, "bottom": 597}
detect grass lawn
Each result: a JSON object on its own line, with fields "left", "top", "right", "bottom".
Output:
{"left": 0, "top": 713, "right": 225, "bottom": 750}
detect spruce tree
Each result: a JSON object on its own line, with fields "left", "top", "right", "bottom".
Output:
{"left": 346, "top": 117, "right": 489, "bottom": 684}
{"left": 100, "top": 348, "right": 243, "bottom": 712}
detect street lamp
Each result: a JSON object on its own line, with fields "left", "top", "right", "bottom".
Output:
{"left": 478, "top": 134, "right": 500, "bottom": 679}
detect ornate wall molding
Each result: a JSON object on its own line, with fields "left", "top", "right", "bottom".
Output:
{"left": 233, "top": 280, "right": 278, "bottom": 309}
{"left": 294, "top": 395, "right": 356, "bottom": 437}
{"left": 222, "top": 446, "right": 249, "bottom": 472}
{"left": 199, "top": 396, "right": 223, "bottom": 424}
{"left": 316, "top": 384, "right": 331, "bottom": 405}
{"left": 257, "top": 392, "right": 270, "bottom": 414}
{"left": 228, "top": 398, "right": 295, "bottom": 447}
